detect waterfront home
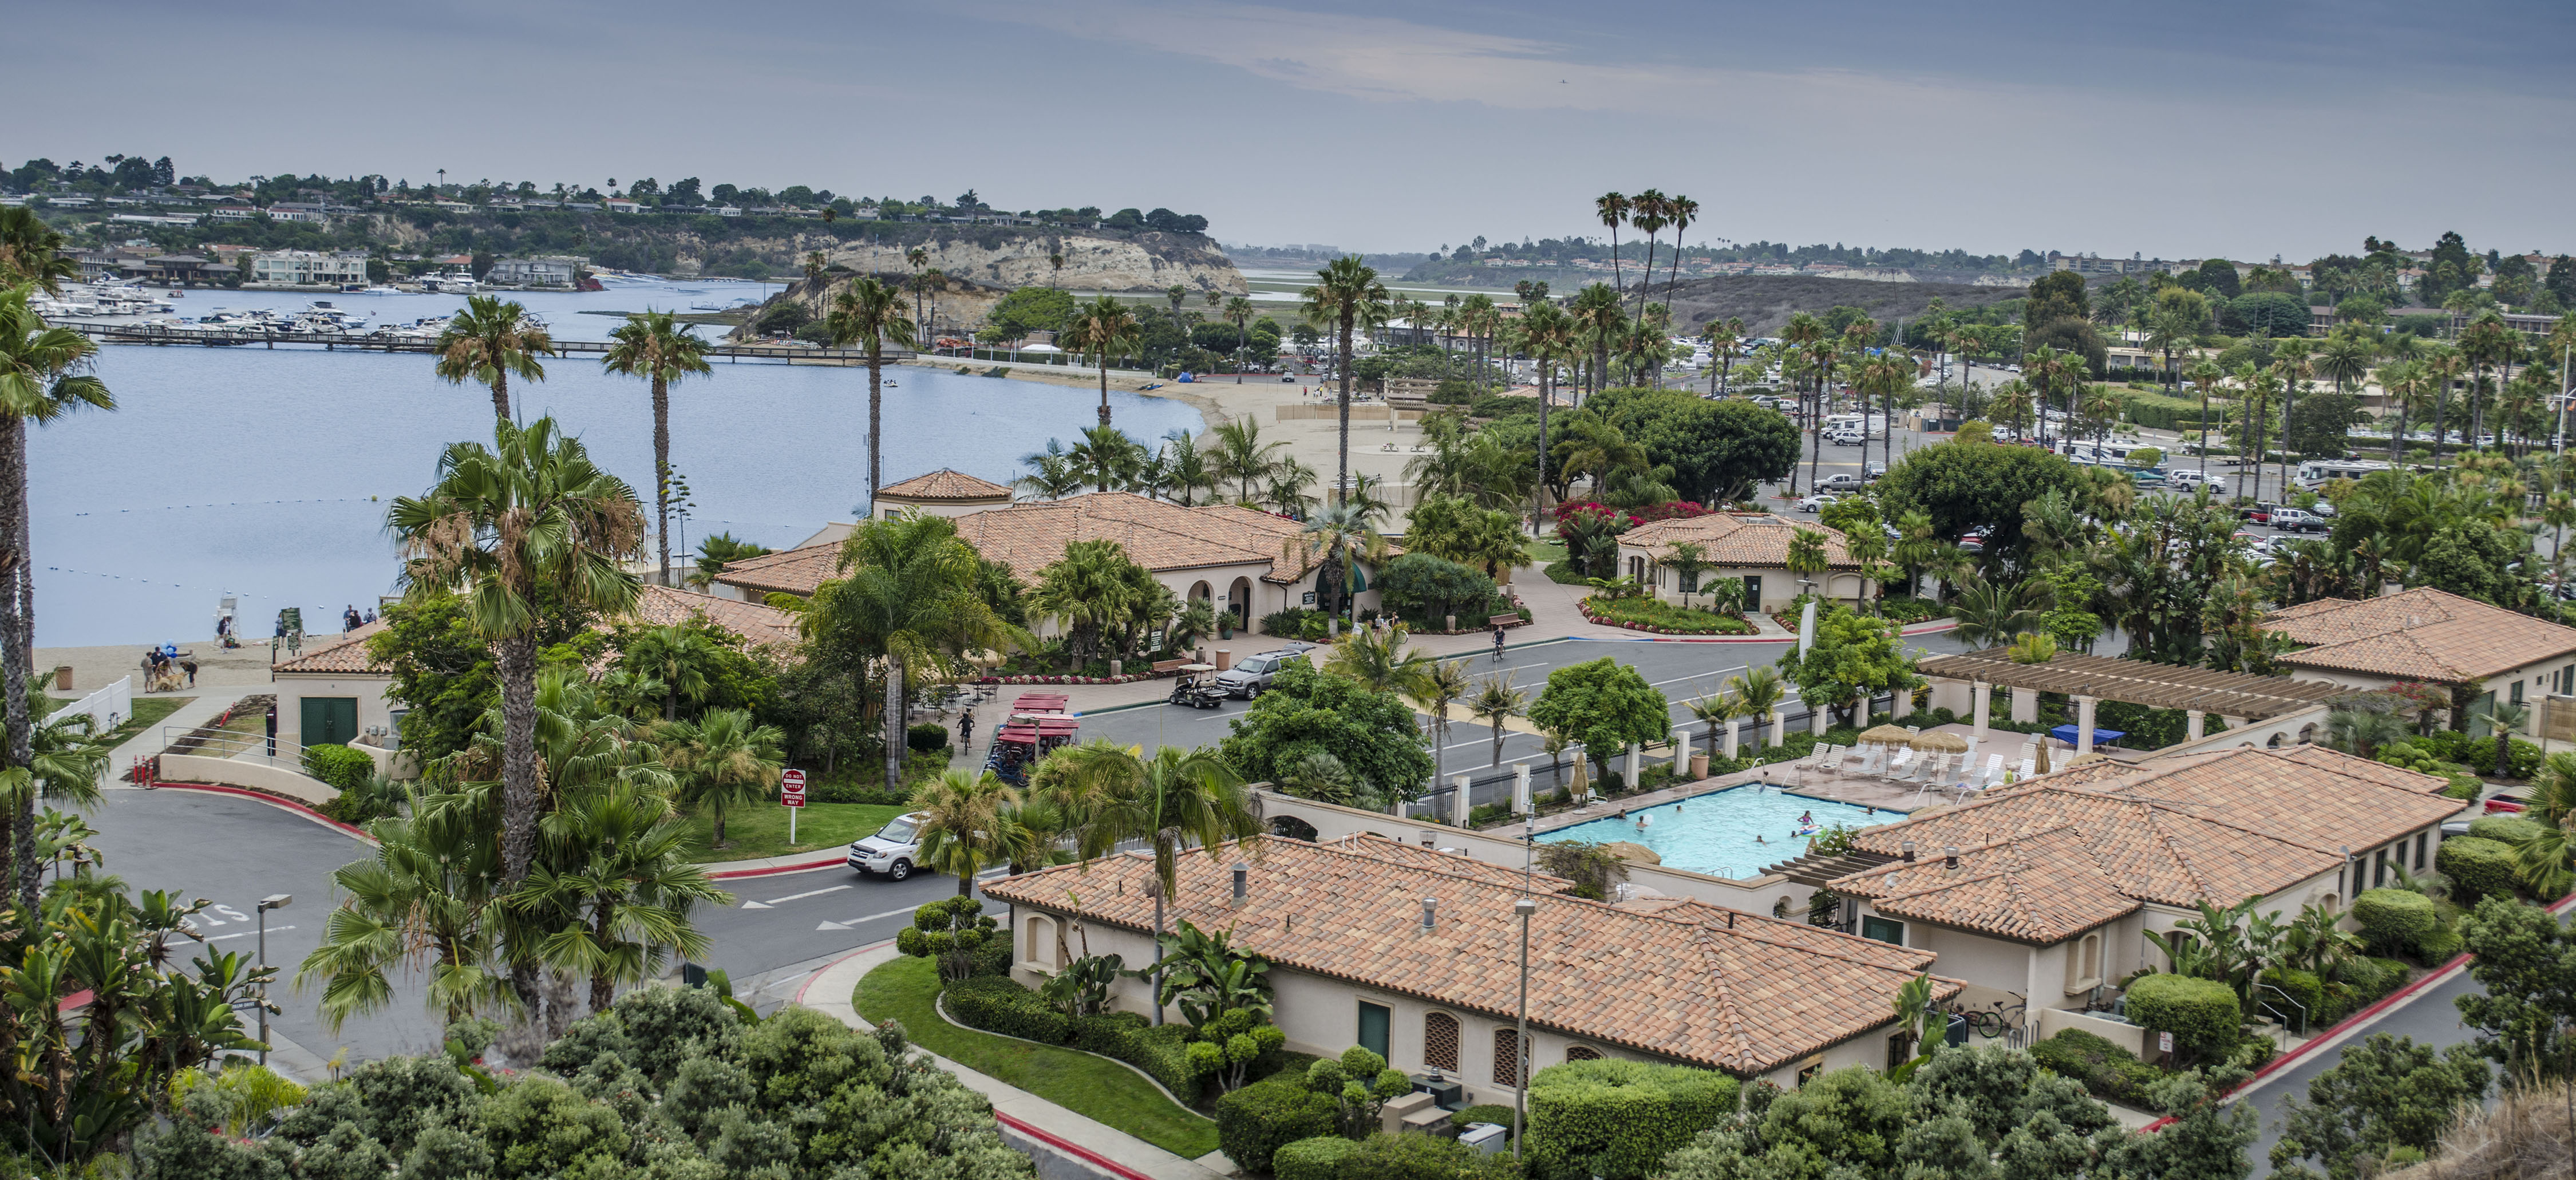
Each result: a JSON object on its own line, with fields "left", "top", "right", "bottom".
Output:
{"left": 2263, "top": 586, "right": 2576, "bottom": 734}
{"left": 982, "top": 834, "right": 1959, "bottom": 1091}
{"left": 1612, "top": 512, "right": 1876, "bottom": 614}
{"left": 484, "top": 255, "right": 587, "bottom": 288}
{"left": 868, "top": 468, "right": 1014, "bottom": 520}
{"left": 713, "top": 492, "right": 1386, "bottom": 634}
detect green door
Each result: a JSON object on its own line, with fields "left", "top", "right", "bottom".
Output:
{"left": 1357, "top": 1001, "right": 1390, "bottom": 1061}
{"left": 301, "top": 697, "right": 357, "bottom": 747}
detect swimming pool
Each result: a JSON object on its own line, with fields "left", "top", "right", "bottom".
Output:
{"left": 1540, "top": 787, "right": 1902, "bottom": 879}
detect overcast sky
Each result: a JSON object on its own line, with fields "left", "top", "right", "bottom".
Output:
{"left": 18, "top": 1, "right": 2574, "bottom": 262}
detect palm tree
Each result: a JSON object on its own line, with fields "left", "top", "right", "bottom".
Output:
{"left": 806, "top": 511, "right": 1026, "bottom": 789}
{"left": 913, "top": 767, "right": 1022, "bottom": 897}
{"left": 2421, "top": 344, "right": 2466, "bottom": 459}
{"left": 1038, "top": 740, "right": 1258, "bottom": 1023}
{"left": 1594, "top": 192, "right": 1630, "bottom": 301}
{"left": 2318, "top": 332, "right": 2374, "bottom": 397}
{"left": 823, "top": 277, "right": 917, "bottom": 508}
{"left": 1049, "top": 251, "right": 1066, "bottom": 289}
{"left": 1069, "top": 424, "right": 1141, "bottom": 492}
{"left": 388, "top": 418, "right": 645, "bottom": 894}
{"left": 0, "top": 287, "right": 114, "bottom": 907}
{"left": 1460, "top": 293, "right": 1499, "bottom": 392}
{"left": 618, "top": 625, "right": 718, "bottom": 721}
{"left": 1283, "top": 500, "right": 1387, "bottom": 626}
{"left": 602, "top": 311, "right": 712, "bottom": 582}
{"left": 1299, "top": 257, "right": 1393, "bottom": 511}
{"left": 1322, "top": 623, "right": 1435, "bottom": 694}
{"left": 518, "top": 778, "right": 726, "bottom": 1013}
{"left": 1468, "top": 673, "right": 1527, "bottom": 769}
{"left": 434, "top": 295, "right": 557, "bottom": 423}
{"left": 1662, "top": 195, "right": 1698, "bottom": 306}
{"left": 2020, "top": 345, "right": 2076, "bottom": 451}
{"left": 1704, "top": 317, "right": 1744, "bottom": 396}
{"left": 1722, "top": 666, "right": 1787, "bottom": 752}
{"left": 1568, "top": 284, "right": 1624, "bottom": 400}
{"left": 1026, "top": 540, "right": 1139, "bottom": 667}
{"left": 1210, "top": 418, "right": 1287, "bottom": 503}
{"left": 2186, "top": 359, "right": 2225, "bottom": 477}
{"left": 1629, "top": 190, "right": 1669, "bottom": 318}
{"left": 1062, "top": 295, "right": 1144, "bottom": 426}
{"left": 906, "top": 246, "right": 930, "bottom": 337}
{"left": 298, "top": 788, "right": 511, "bottom": 1031}
{"left": 2460, "top": 312, "right": 2522, "bottom": 452}
{"left": 0, "top": 210, "right": 78, "bottom": 295}
{"left": 802, "top": 251, "right": 828, "bottom": 288}
{"left": 657, "top": 707, "right": 786, "bottom": 849}
{"left": 1513, "top": 301, "right": 1580, "bottom": 521}
{"left": 1661, "top": 540, "right": 1716, "bottom": 609}
{"left": 1166, "top": 284, "right": 1188, "bottom": 329}
{"left": 1226, "top": 296, "right": 1258, "bottom": 383}
{"left": 1016, "top": 439, "right": 1085, "bottom": 499}
{"left": 1419, "top": 658, "right": 1472, "bottom": 818}
{"left": 1947, "top": 578, "right": 2045, "bottom": 648}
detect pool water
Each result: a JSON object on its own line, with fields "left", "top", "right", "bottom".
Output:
{"left": 1541, "top": 787, "right": 1903, "bottom": 879}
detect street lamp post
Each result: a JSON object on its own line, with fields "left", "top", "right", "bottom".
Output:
{"left": 256, "top": 893, "right": 291, "bottom": 1066}
{"left": 1512, "top": 895, "right": 1535, "bottom": 1157}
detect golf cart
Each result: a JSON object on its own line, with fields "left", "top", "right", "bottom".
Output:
{"left": 1168, "top": 664, "right": 1224, "bottom": 709}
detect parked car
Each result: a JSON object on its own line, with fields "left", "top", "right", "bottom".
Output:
{"left": 2270, "top": 508, "right": 2329, "bottom": 534}
{"left": 2486, "top": 792, "right": 2530, "bottom": 815}
{"left": 1816, "top": 473, "right": 1866, "bottom": 493}
{"left": 1958, "top": 527, "right": 1989, "bottom": 552}
{"left": 1211, "top": 644, "right": 1314, "bottom": 697}
{"left": 1825, "top": 429, "right": 1864, "bottom": 447}
{"left": 1797, "top": 492, "right": 1839, "bottom": 512}
{"left": 848, "top": 812, "right": 928, "bottom": 880}
{"left": 2241, "top": 501, "right": 2282, "bottom": 524}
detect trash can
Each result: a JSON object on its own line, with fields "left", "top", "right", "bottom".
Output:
{"left": 1458, "top": 1124, "right": 1508, "bottom": 1155}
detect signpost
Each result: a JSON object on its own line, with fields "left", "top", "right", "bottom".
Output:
{"left": 781, "top": 768, "right": 807, "bottom": 843}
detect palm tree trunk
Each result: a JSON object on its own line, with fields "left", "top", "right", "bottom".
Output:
{"left": 1535, "top": 368, "right": 1552, "bottom": 532}
{"left": 653, "top": 374, "right": 670, "bottom": 583}
{"left": 497, "top": 633, "right": 542, "bottom": 887}
{"left": 886, "top": 662, "right": 905, "bottom": 794}
{"left": 1096, "top": 357, "right": 1111, "bottom": 426}
{"left": 1, "top": 415, "right": 31, "bottom": 912}
{"left": 590, "top": 907, "right": 616, "bottom": 1013}
{"left": 1150, "top": 890, "right": 1166, "bottom": 1027}
{"left": 491, "top": 370, "right": 511, "bottom": 424}
{"left": 868, "top": 348, "right": 886, "bottom": 501}
{"left": 1336, "top": 313, "right": 1353, "bottom": 508}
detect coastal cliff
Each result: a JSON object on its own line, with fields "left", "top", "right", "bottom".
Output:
{"left": 817, "top": 229, "right": 1245, "bottom": 296}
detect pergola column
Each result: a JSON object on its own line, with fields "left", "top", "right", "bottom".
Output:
{"left": 1855, "top": 693, "right": 1871, "bottom": 727}
{"left": 1672, "top": 725, "right": 1693, "bottom": 777}
{"left": 1724, "top": 718, "right": 1742, "bottom": 760}
{"left": 2186, "top": 712, "right": 2205, "bottom": 741}
{"left": 2010, "top": 686, "right": 2038, "bottom": 724}
{"left": 2074, "top": 696, "right": 2099, "bottom": 756}
{"left": 2223, "top": 715, "right": 2247, "bottom": 732}
{"left": 1971, "top": 680, "right": 1991, "bottom": 736}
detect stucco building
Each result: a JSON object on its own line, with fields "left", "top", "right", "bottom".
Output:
{"left": 1611, "top": 512, "right": 1877, "bottom": 614}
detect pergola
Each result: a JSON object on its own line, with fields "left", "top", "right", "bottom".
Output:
{"left": 1917, "top": 649, "right": 2348, "bottom": 753}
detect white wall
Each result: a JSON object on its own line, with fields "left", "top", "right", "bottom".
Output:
{"left": 158, "top": 753, "right": 338, "bottom": 806}
{"left": 272, "top": 673, "right": 399, "bottom": 751}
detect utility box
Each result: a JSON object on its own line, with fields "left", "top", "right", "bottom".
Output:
{"left": 1458, "top": 1124, "right": 1508, "bottom": 1155}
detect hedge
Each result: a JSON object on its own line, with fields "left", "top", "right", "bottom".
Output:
{"left": 1525, "top": 1058, "right": 1739, "bottom": 1180}
{"left": 2468, "top": 815, "right": 2547, "bottom": 846}
{"left": 2351, "top": 889, "right": 2437, "bottom": 956}
{"left": 1216, "top": 1074, "right": 1340, "bottom": 1174}
{"left": 1275, "top": 1135, "right": 1357, "bottom": 1180}
{"left": 1338, "top": 1131, "right": 1514, "bottom": 1179}
{"left": 941, "top": 974, "right": 1072, "bottom": 1044}
{"left": 2316, "top": 957, "right": 2412, "bottom": 1026}
{"left": 1451, "top": 1103, "right": 1516, "bottom": 1134}
{"left": 2029, "top": 1028, "right": 2165, "bottom": 1110}
{"left": 1071, "top": 1015, "right": 1210, "bottom": 1100}
{"left": 2124, "top": 973, "right": 2241, "bottom": 1057}
{"left": 2257, "top": 968, "right": 2322, "bottom": 1027}
{"left": 907, "top": 721, "right": 951, "bottom": 752}
{"left": 299, "top": 743, "right": 377, "bottom": 792}
{"left": 2438, "top": 836, "right": 2521, "bottom": 903}
{"left": 2415, "top": 925, "right": 2466, "bottom": 962}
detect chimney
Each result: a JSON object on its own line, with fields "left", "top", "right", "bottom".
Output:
{"left": 1942, "top": 846, "right": 1960, "bottom": 870}
{"left": 1419, "top": 896, "right": 1437, "bottom": 931}
{"left": 1231, "top": 862, "right": 1249, "bottom": 905}
{"left": 1901, "top": 840, "right": 1917, "bottom": 862}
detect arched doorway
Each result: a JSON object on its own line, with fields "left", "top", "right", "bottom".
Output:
{"left": 1228, "top": 577, "right": 1254, "bottom": 629}
{"left": 1272, "top": 816, "right": 1319, "bottom": 841}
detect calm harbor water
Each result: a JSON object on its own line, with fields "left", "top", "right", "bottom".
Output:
{"left": 32, "top": 280, "right": 1199, "bottom": 647}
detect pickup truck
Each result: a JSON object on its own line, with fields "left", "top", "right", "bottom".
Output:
{"left": 1816, "top": 473, "right": 1867, "bottom": 493}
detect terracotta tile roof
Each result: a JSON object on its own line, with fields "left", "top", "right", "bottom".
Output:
{"left": 1617, "top": 513, "right": 1861, "bottom": 569}
{"left": 1829, "top": 746, "right": 2458, "bottom": 934}
{"left": 273, "top": 621, "right": 390, "bottom": 675}
{"left": 2263, "top": 587, "right": 2576, "bottom": 682}
{"left": 985, "top": 834, "right": 1958, "bottom": 1076}
{"left": 714, "top": 543, "right": 844, "bottom": 598}
{"left": 877, "top": 468, "right": 1014, "bottom": 502}
{"left": 630, "top": 584, "right": 802, "bottom": 649}
{"left": 953, "top": 493, "right": 1326, "bottom": 585}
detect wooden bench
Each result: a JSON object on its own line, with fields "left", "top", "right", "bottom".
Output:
{"left": 1150, "top": 658, "right": 1191, "bottom": 676}
{"left": 1489, "top": 614, "right": 1526, "bottom": 629}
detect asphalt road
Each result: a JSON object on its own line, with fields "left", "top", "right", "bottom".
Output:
{"left": 86, "top": 785, "right": 993, "bottom": 1070}
{"left": 2241, "top": 967, "right": 2484, "bottom": 1171}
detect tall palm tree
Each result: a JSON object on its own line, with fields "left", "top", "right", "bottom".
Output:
{"left": 602, "top": 311, "right": 712, "bottom": 582}
{"left": 1069, "top": 424, "right": 1141, "bottom": 492}
{"left": 1514, "top": 300, "right": 1581, "bottom": 522}
{"left": 434, "top": 295, "right": 557, "bottom": 423}
{"left": 298, "top": 788, "right": 511, "bottom": 1030}
{"left": 1629, "top": 190, "right": 1670, "bottom": 318}
{"left": 0, "top": 210, "right": 77, "bottom": 295}
{"left": 657, "top": 706, "right": 786, "bottom": 849}
{"left": 1468, "top": 674, "right": 1527, "bottom": 769}
{"left": 1049, "top": 251, "right": 1066, "bottom": 289}
{"left": 1061, "top": 295, "right": 1144, "bottom": 426}
{"left": 2378, "top": 361, "right": 2423, "bottom": 463}
{"left": 802, "top": 251, "right": 828, "bottom": 288}
{"left": 1460, "top": 293, "right": 1499, "bottom": 392}
{"left": 825, "top": 277, "right": 918, "bottom": 506}
{"left": 519, "top": 778, "right": 726, "bottom": 1013}
{"left": 1039, "top": 740, "right": 1258, "bottom": 1023}
{"left": 1568, "top": 284, "right": 1625, "bottom": 400}
{"left": 1419, "top": 658, "right": 1472, "bottom": 818}
{"left": 0, "top": 287, "right": 114, "bottom": 909}
{"left": 1704, "top": 317, "right": 1744, "bottom": 396}
{"left": 1226, "top": 296, "right": 1258, "bottom": 383}
{"left": 2460, "top": 311, "right": 2522, "bottom": 452}
{"left": 905, "top": 246, "right": 931, "bottom": 339}
{"left": 2186, "top": 358, "right": 2225, "bottom": 477}
{"left": 2318, "top": 331, "right": 2374, "bottom": 397}
{"left": 1663, "top": 194, "right": 1698, "bottom": 306}
{"left": 1299, "top": 257, "right": 1393, "bottom": 510}
{"left": 1210, "top": 418, "right": 1287, "bottom": 503}
{"left": 1594, "top": 192, "right": 1630, "bottom": 299}
{"left": 2020, "top": 345, "right": 2076, "bottom": 451}
{"left": 914, "top": 767, "right": 1022, "bottom": 897}
{"left": 2420, "top": 344, "right": 2466, "bottom": 459}
{"left": 388, "top": 418, "right": 645, "bottom": 895}
{"left": 1285, "top": 500, "right": 1388, "bottom": 626}
{"left": 1722, "top": 666, "right": 1787, "bottom": 752}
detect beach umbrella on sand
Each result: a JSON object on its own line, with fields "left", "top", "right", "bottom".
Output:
{"left": 1858, "top": 724, "right": 1913, "bottom": 746}
{"left": 1909, "top": 731, "right": 1969, "bottom": 753}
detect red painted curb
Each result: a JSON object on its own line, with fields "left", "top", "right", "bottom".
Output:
{"left": 707, "top": 857, "right": 848, "bottom": 879}
{"left": 150, "top": 781, "right": 374, "bottom": 840}
{"left": 994, "top": 1112, "right": 1161, "bottom": 1180}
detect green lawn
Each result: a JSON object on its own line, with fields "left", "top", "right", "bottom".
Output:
{"left": 856, "top": 956, "right": 1222, "bottom": 1159}
{"left": 1522, "top": 536, "right": 1566, "bottom": 565}
{"left": 681, "top": 802, "right": 904, "bottom": 863}
{"left": 102, "top": 697, "right": 189, "bottom": 749}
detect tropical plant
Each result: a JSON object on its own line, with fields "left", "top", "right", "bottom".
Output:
{"left": 824, "top": 277, "right": 916, "bottom": 503}
{"left": 516, "top": 778, "right": 726, "bottom": 1013}
{"left": 1946, "top": 578, "right": 2047, "bottom": 648}
{"left": 1283, "top": 500, "right": 1386, "bottom": 623}
{"left": 805, "top": 511, "right": 1026, "bottom": 786}
{"left": 1723, "top": 666, "right": 1787, "bottom": 751}
{"left": 601, "top": 310, "right": 712, "bottom": 581}
{"left": 912, "top": 767, "right": 1022, "bottom": 897}
{"left": 433, "top": 294, "right": 556, "bottom": 422}
{"left": 0, "top": 208, "right": 77, "bottom": 295}
{"left": 1061, "top": 294, "right": 1144, "bottom": 425}
{"left": 1299, "top": 258, "right": 1393, "bottom": 519}
{"left": 656, "top": 707, "right": 787, "bottom": 849}
{"left": 1418, "top": 657, "right": 1472, "bottom": 814}
{"left": 1147, "top": 918, "right": 1274, "bottom": 1027}
{"left": 1320, "top": 623, "right": 1434, "bottom": 694}
{"left": 1467, "top": 673, "right": 1527, "bottom": 772}
{"left": 1210, "top": 418, "right": 1289, "bottom": 504}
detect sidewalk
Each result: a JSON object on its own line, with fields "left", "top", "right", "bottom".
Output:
{"left": 800, "top": 942, "right": 1231, "bottom": 1180}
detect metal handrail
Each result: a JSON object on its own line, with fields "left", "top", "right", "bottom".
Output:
{"left": 160, "top": 725, "right": 306, "bottom": 768}
{"left": 2255, "top": 981, "right": 2308, "bottom": 1036}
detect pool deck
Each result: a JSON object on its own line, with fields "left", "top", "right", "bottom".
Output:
{"left": 1521, "top": 756, "right": 1973, "bottom": 838}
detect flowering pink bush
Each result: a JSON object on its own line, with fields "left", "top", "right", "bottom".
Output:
{"left": 1552, "top": 500, "right": 1710, "bottom": 529}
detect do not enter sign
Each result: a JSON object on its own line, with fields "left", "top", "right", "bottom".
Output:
{"left": 781, "top": 768, "right": 807, "bottom": 808}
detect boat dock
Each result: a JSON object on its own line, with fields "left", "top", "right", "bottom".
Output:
{"left": 67, "top": 323, "right": 915, "bottom": 366}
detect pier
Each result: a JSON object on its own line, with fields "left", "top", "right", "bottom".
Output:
{"left": 67, "top": 323, "right": 915, "bottom": 366}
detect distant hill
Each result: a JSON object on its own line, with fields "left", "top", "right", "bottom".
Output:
{"left": 1660, "top": 275, "right": 2030, "bottom": 336}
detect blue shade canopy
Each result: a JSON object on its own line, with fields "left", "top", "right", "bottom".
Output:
{"left": 2050, "top": 724, "right": 2126, "bottom": 747}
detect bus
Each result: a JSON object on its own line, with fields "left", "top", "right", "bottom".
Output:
{"left": 2295, "top": 459, "right": 2389, "bottom": 489}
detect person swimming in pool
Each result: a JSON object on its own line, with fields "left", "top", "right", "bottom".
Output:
{"left": 1797, "top": 810, "right": 1814, "bottom": 826}
{"left": 1755, "top": 833, "right": 1767, "bottom": 844}
{"left": 1635, "top": 812, "right": 1652, "bottom": 829}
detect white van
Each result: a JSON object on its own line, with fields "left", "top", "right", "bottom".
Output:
{"left": 2295, "top": 459, "right": 2389, "bottom": 489}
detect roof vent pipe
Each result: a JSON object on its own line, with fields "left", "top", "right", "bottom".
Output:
{"left": 1943, "top": 846, "right": 1960, "bottom": 870}
{"left": 1420, "top": 897, "right": 1437, "bottom": 931}
{"left": 1231, "top": 862, "right": 1249, "bottom": 904}
{"left": 1901, "top": 840, "right": 1917, "bottom": 862}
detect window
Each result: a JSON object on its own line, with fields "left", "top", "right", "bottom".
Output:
{"left": 1888, "top": 1032, "right": 1914, "bottom": 1070}
{"left": 1796, "top": 1059, "right": 1824, "bottom": 1088}
{"left": 2065, "top": 932, "right": 2103, "bottom": 993}
{"left": 1424, "top": 1012, "right": 1460, "bottom": 1072}
{"left": 1358, "top": 1003, "right": 1390, "bottom": 1061}
{"left": 1860, "top": 916, "right": 1905, "bottom": 945}
{"left": 1565, "top": 1045, "right": 1603, "bottom": 1063}
{"left": 2374, "top": 847, "right": 2388, "bottom": 889}
{"left": 1494, "top": 1028, "right": 1522, "bottom": 1087}
{"left": 2416, "top": 832, "right": 2428, "bottom": 871}
{"left": 2513, "top": 680, "right": 2526, "bottom": 705}
{"left": 1678, "top": 568, "right": 1699, "bottom": 594}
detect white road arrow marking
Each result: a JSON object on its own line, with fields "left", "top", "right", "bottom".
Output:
{"left": 816, "top": 921, "right": 850, "bottom": 930}
{"left": 750, "top": 885, "right": 852, "bottom": 909}
{"left": 740, "top": 901, "right": 773, "bottom": 910}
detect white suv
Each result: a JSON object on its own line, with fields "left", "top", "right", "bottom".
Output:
{"left": 848, "top": 812, "right": 927, "bottom": 881}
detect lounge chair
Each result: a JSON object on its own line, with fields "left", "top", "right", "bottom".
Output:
{"left": 1977, "top": 753, "right": 2005, "bottom": 788}
{"left": 1804, "top": 743, "right": 1841, "bottom": 769}
{"left": 1882, "top": 748, "right": 1916, "bottom": 780}
{"left": 1852, "top": 745, "right": 1887, "bottom": 775}
{"left": 2016, "top": 757, "right": 2037, "bottom": 780}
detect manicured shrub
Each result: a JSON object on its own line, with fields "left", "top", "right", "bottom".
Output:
{"left": 2468, "top": 815, "right": 2547, "bottom": 846}
{"left": 2414, "top": 925, "right": 2466, "bottom": 962}
{"left": 2438, "top": 836, "right": 2521, "bottom": 902}
{"left": 2028, "top": 1028, "right": 2166, "bottom": 1110}
{"left": 1274, "top": 1135, "right": 1357, "bottom": 1180}
{"left": 1339, "top": 1130, "right": 1515, "bottom": 1179}
{"left": 1216, "top": 1074, "right": 1340, "bottom": 1175}
{"left": 2351, "top": 888, "right": 2437, "bottom": 956}
{"left": 907, "top": 721, "right": 951, "bottom": 751}
{"left": 2124, "top": 973, "right": 2241, "bottom": 1059}
{"left": 301, "top": 742, "right": 378, "bottom": 792}
{"left": 2257, "top": 968, "right": 2323, "bottom": 1026}
{"left": 1525, "top": 1058, "right": 1739, "bottom": 1180}
{"left": 1068, "top": 1012, "right": 1211, "bottom": 1100}
{"left": 2444, "top": 774, "right": 2484, "bottom": 800}
{"left": 940, "top": 975, "right": 1070, "bottom": 1044}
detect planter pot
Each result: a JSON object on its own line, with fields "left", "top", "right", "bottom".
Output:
{"left": 1690, "top": 753, "right": 1709, "bottom": 779}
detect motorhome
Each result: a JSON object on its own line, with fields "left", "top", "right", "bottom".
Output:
{"left": 1820, "top": 412, "right": 1884, "bottom": 437}
{"left": 2295, "top": 459, "right": 2389, "bottom": 489}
